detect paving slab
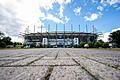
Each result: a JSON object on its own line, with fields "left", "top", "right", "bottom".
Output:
{"left": 75, "top": 57, "right": 120, "bottom": 80}
{"left": 0, "top": 66, "right": 49, "bottom": 80}
{"left": 50, "top": 66, "right": 95, "bottom": 80}
{"left": 0, "top": 48, "right": 120, "bottom": 80}
{"left": 6, "top": 57, "right": 41, "bottom": 66}
{"left": 31, "top": 59, "right": 77, "bottom": 66}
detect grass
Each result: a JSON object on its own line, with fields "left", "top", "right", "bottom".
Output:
{"left": 72, "top": 58, "right": 98, "bottom": 80}
{"left": 0, "top": 48, "right": 46, "bottom": 50}
{"left": 107, "top": 64, "right": 116, "bottom": 68}
{"left": 26, "top": 56, "right": 45, "bottom": 66}
{"left": 1, "top": 48, "right": 120, "bottom": 51}
{"left": 66, "top": 53, "right": 71, "bottom": 56}
{"left": 106, "top": 58, "right": 114, "bottom": 61}
{"left": 118, "top": 67, "right": 120, "bottom": 70}
{"left": 82, "top": 55, "right": 87, "bottom": 58}
{"left": 87, "top": 48, "right": 120, "bottom": 51}
{"left": 55, "top": 53, "right": 58, "bottom": 59}
{"left": 45, "top": 66, "right": 54, "bottom": 80}
{"left": 81, "top": 66, "right": 99, "bottom": 80}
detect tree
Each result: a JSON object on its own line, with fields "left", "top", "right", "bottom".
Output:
{"left": 0, "top": 42, "right": 6, "bottom": 48}
{"left": 2, "top": 36, "right": 13, "bottom": 45}
{"left": 109, "top": 30, "right": 120, "bottom": 48}
{"left": 0, "top": 31, "right": 4, "bottom": 40}
{"left": 98, "top": 39, "right": 104, "bottom": 43}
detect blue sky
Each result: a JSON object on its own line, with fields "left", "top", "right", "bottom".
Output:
{"left": 0, "top": 0, "right": 120, "bottom": 42}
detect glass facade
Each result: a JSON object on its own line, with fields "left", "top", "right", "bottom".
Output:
{"left": 49, "top": 39, "right": 72, "bottom": 45}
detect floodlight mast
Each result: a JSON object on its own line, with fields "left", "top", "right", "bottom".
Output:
{"left": 79, "top": 25, "right": 80, "bottom": 42}
{"left": 56, "top": 24, "right": 57, "bottom": 47}
{"left": 71, "top": 24, "right": 73, "bottom": 47}
{"left": 64, "top": 24, "right": 65, "bottom": 48}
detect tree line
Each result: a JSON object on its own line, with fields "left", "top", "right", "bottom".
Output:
{"left": 0, "top": 30, "right": 120, "bottom": 48}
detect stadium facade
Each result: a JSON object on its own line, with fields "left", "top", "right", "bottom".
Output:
{"left": 23, "top": 32, "right": 97, "bottom": 48}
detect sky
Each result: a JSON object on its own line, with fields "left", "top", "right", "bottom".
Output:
{"left": 0, "top": 0, "right": 120, "bottom": 42}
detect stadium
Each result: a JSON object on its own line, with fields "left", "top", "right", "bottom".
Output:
{"left": 23, "top": 31, "right": 97, "bottom": 48}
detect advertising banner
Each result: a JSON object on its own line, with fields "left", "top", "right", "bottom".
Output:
{"left": 74, "top": 38, "right": 79, "bottom": 45}
{"left": 42, "top": 38, "right": 48, "bottom": 45}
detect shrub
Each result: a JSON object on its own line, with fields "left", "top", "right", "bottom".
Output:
{"left": 49, "top": 45, "right": 53, "bottom": 48}
{"left": 23, "top": 43, "right": 27, "bottom": 47}
{"left": 30, "top": 42, "right": 36, "bottom": 48}
{"left": 16, "top": 45, "right": 24, "bottom": 48}
{"left": 94, "top": 41, "right": 100, "bottom": 48}
{"left": 88, "top": 41, "right": 93, "bottom": 48}
{"left": 0, "top": 42, "right": 6, "bottom": 48}
{"left": 79, "top": 41, "right": 85, "bottom": 48}
{"left": 39, "top": 43, "right": 43, "bottom": 48}
{"left": 74, "top": 45, "right": 78, "bottom": 48}
{"left": 102, "top": 42, "right": 109, "bottom": 48}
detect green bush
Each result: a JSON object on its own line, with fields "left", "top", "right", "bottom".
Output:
{"left": 0, "top": 42, "right": 6, "bottom": 48}
{"left": 16, "top": 45, "right": 24, "bottom": 48}
{"left": 102, "top": 42, "right": 109, "bottom": 48}
{"left": 30, "top": 42, "right": 36, "bottom": 48}
{"left": 39, "top": 43, "right": 43, "bottom": 48}
{"left": 23, "top": 43, "right": 27, "bottom": 47}
{"left": 74, "top": 45, "right": 78, "bottom": 48}
{"left": 79, "top": 42, "right": 85, "bottom": 48}
{"left": 88, "top": 41, "right": 93, "bottom": 48}
{"left": 94, "top": 41, "right": 100, "bottom": 48}
{"left": 49, "top": 45, "right": 53, "bottom": 48}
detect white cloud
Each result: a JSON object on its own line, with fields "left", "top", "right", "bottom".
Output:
{"left": 38, "top": 0, "right": 56, "bottom": 10}
{"left": 101, "top": 0, "right": 120, "bottom": 6}
{"left": 92, "top": 0, "right": 98, "bottom": 3}
{"left": 97, "top": 6, "right": 104, "bottom": 11}
{"left": 98, "top": 28, "right": 120, "bottom": 42}
{"left": 112, "top": 28, "right": 120, "bottom": 32}
{"left": 73, "top": 7, "right": 81, "bottom": 15}
{"left": 11, "top": 36, "right": 24, "bottom": 43}
{"left": 42, "top": 14, "right": 64, "bottom": 24}
{"left": 113, "top": 5, "right": 118, "bottom": 7}
{"left": 116, "top": 7, "right": 120, "bottom": 10}
{"left": 0, "top": 0, "right": 63, "bottom": 42}
{"left": 65, "top": 16, "right": 70, "bottom": 23}
{"left": 84, "top": 14, "right": 98, "bottom": 21}
{"left": 65, "top": 0, "right": 71, "bottom": 4}
{"left": 56, "top": 0, "right": 64, "bottom": 18}
{"left": 59, "top": 5, "right": 64, "bottom": 18}
{"left": 56, "top": 0, "right": 71, "bottom": 18}
{"left": 107, "top": 0, "right": 120, "bottom": 5}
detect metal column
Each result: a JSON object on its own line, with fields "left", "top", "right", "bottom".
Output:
{"left": 48, "top": 24, "right": 50, "bottom": 47}
{"left": 71, "top": 24, "right": 73, "bottom": 47}
{"left": 79, "top": 25, "right": 80, "bottom": 44}
{"left": 64, "top": 24, "right": 65, "bottom": 48}
{"left": 56, "top": 24, "right": 57, "bottom": 47}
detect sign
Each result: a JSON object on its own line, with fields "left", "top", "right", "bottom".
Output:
{"left": 74, "top": 38, "right": 79, "bottom": 45}
{"left": 42, "top": 38, "right": 47, "bottom": 45}
{"left": 67, "top": 38, "right": 70, "bottom": 45}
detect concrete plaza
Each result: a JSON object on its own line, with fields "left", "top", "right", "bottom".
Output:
{"left": 0, "top": 48, "right": 120, "bottom": 80}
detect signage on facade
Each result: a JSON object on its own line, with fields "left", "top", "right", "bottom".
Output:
{"left": 42, "top": 38, "right": 47, "bottom": 45}
{"left": 74, "top": 38, "right": 79, "bottom": 45}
